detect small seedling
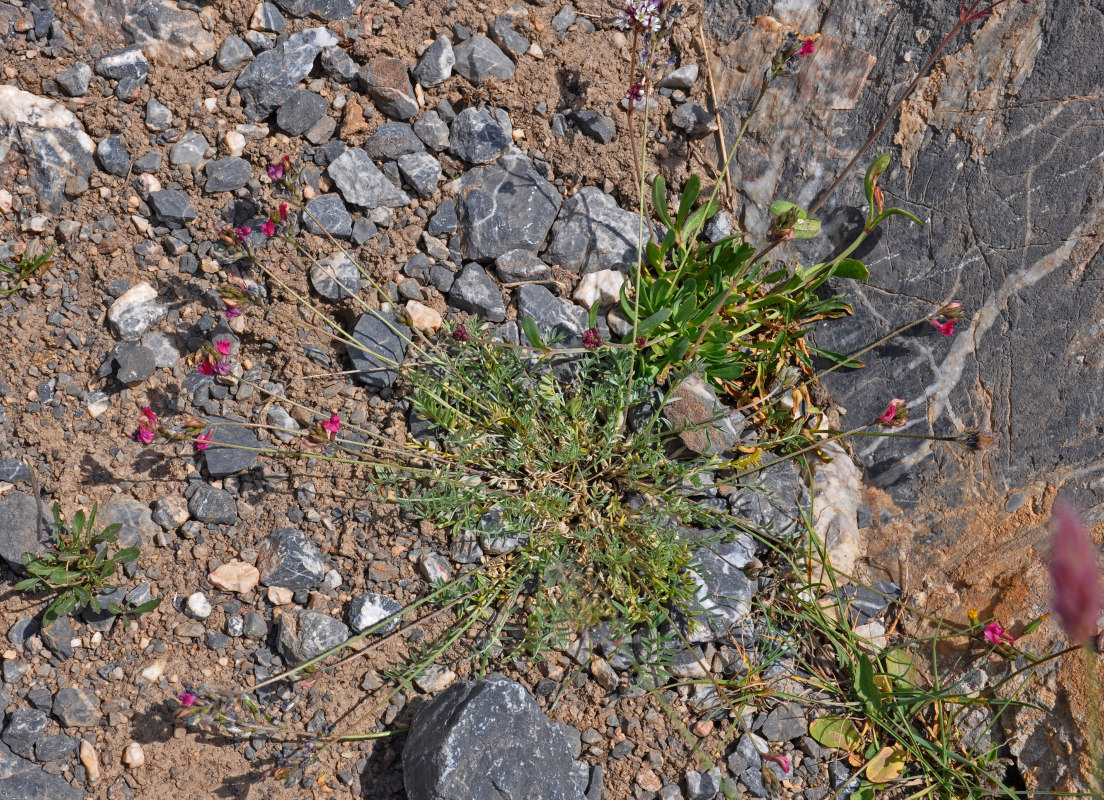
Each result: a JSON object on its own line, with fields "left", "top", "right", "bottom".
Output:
{"left": 16, "top": 503, "right": 160, "bottom": 625}
{"left": 0, "top": 244, "right": 55, "bottom": 296}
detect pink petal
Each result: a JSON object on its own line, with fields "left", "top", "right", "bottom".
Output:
{"left": 1049, "top": 503, "right": 1103, "bottom": 644}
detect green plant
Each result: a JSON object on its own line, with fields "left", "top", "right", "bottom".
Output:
{"left": 15, "top": 502, "right": 160, "bottom": 625}
{"left": 0, "top": 243, "right": 55, "bottom": 296}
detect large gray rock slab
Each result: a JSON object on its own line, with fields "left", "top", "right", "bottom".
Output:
{"left": 235, "top": 27, "right": 338, "bottom": 119}
{"left": 449, "top": 107, "right": 512, "bottom": 165}
{"left": 327, "top": 148, "right": 410, "bottom": 209}
{"left": 0, "top": 739, "right": 81, "bottom": 799}
{"left": 403, "top": 677, "right": 588, "bottom": 800}
{"left": 544, "top": 186, "right": 644, "bottom": 274}
{"left": 0, "top": 86, "right": 95, "bottom": 214}
{"left": 0, "top": 491, "right": 47, "bottom": 572}
{"left": 457, "top": 152, "right": 562, "bottom": 262}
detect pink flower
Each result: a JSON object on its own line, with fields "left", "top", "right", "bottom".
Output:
{"left": 225, "top": 305, "right": 242, "bottom": 320}
{"left": 763, "top": 752, "right": 791, "bottom": 773}
{"left": 267, "top": 163, "right": 284, "bottom": 181}
{"left": 133, "top": 425, "right": 155, "bottom": 444}
{"left": 211, "top": 361, "right": 230, "bottom": 375}
{"left": 582, "top": 328, "right": 603, "bottom": 349}
{"left": 931, "top": 318, "right": 957, "bottom": 336}
{"left": 798, "top": 38, "right": 815, "bottom": 56}
{"left": 983, "top": 621, "right": 1014, "bottom": 645}
{"left": 1049, "top": 503, "right": 1103, "bottom": 645}
{"left": 278, "top": 202, "right": 289, "bottom": 221}
{"left": 261, "top": 218, "right": 276, "bottom": 237}
{"left": 195, "top": 430, "right": 213, "bottom": 451}
{"left": 178, "top": 690, "right": 199, "bottom": 707}
{"left": 198, "top": 360, "right": 215, "bottom": 376}
{"left": 216, "top": 339, "right": 231, "bottom": 356}
{"left": 234, "top": 225, "right": 251, "bottom": 241}
{"left": 877, "top": 398, "right": 909, "bottom": 428}
{"left": 320, "top": 413, "right": 341, "bottom": 439}
{"left": 938, "top": 301, "right": 965, "bottom": 319}
{"left": 140, "top": 406, "right": 157, "bottom": 425}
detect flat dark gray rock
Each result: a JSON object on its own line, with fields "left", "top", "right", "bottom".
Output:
{"left": 202, "top": 417, "right": 260, "bottom": 477}
{"left": 544, "top": 187, "right": 643, "bottom": 274}
{"left": 0, "top": 491, "right": 47, "bottom": 573}
{"left": 346, "top": 310, "right": 410, "bottom": 390}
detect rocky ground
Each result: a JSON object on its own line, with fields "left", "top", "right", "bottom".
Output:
{"left": 0, "top": 0, "right": 1095, "bottom": 798}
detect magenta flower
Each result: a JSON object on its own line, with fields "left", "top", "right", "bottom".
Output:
{"left": 140, "top": 406, "right": 157, "bottom": 425}
{"left": 267, "top": 163, "right": 284, "bottom": 181}
{"left": 1049, "top": 503, "right": 1102, "bottom": 645}
{"left": 320, "top": 413, "right": 341, "bottom": 439}
{"left": 216, "top": 339, "right": 231, "bottom": 356}
{"left": 133, "top": 425, "right": 155, "bottom": 444}
{"left": 279, "top": 202, "right": 289, "bottom": 221}
{"left": 211, "top": 361, "right": 230, "bottom": 375}
{"left": 983, "top": 621, "right": 1014, "bottom": 645}
{"left": 261, "top": 218, "right": 276, "bottom": 237}
{"left": 763, "top": 752, "right": 791, "bottom": 773}
{"left": 877, "top": 398, "right": 908, "bottom": 428}
{"left": 234, "top": 225, "right": 251, "bottom": 241}
{"left": 225, "top": 305, "right": 242, "bottom": 320}
{"left": 930, "top": 317, "right": 957, "bottom": 336}
{"left": 198, "top": 360, "right": 215, "bottom": 376}
{"left": 195, "top": 430, "right": 213, "bottom": 451}
{"left": 798, "top": 38, "right": 815, "bottom": 56}
{"left": 582, "top": 328, "right": 603, "bottom": 349}
{"left": 178, "top": 690, "right": 199, "bottom": 707}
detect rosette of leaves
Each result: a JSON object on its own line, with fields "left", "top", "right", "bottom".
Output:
{"left": 16, "top": 503, "right": 160, "bottom": 625}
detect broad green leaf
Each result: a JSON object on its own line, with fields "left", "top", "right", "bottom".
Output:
{"left": 676, "top": 175, "right": 701, "bottom": 228}
{"left": 708, "top": 363, "right": 746, "bottom": 381}
{"left": 793, "top": 217, "right": 821, "bottom": 238}
{"left": 72, "top": 510, "right": 86, "bottom": 537}
{"left": 13, "top": 578, "right": 40, "bottom": 591}
{"left": 652, "top": 176, "right": 673, "bottom": 229}
{"left": 683, "top": 201, "right": 719, "bottom": 238}
{"left": 130, "top": 598, "right": 161, "bottom": 615}
{"left": 833, "top": 259, "right": 869, "bottom": 280}
{"left": 636, "top": 308, "right": 671, "bottom": 336}
{"left": 809, "top": 716, "right": 862, "bottom": 751}
{"left": 769, "top": 199, "right": 807, "bottom": 218}
{"left": 114, "top": 547, "right": 140, "bottom": 564}
{"left": 763, "top": 268, "right": 788, "bottom": 284}
{"left": 521, "top": 316, "right": 544, "bottom": 348}
{"left": 866, "top": 745, "right": 908, "bottom": 783}
{"left": 854, "top": 654, "right": 883, "bottom": 716}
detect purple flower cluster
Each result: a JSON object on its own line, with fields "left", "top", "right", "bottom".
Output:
{"left": 616, "top": 0, "right": 662, "bottom": 33}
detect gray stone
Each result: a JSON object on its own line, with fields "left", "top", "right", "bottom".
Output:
{"left": 428, "top": 198, "right": 458, "bottom": 236}
{"left": 141, "top": 332, "right": 181, "bottom": 368}
{"left": 569, "top": 110, "right": 616, "bottom": 144}
{"left": 686, "top": 768, "right": 721, "bottom": 800}
{"left": 831, "top": 582, "right": 901, "bottom": 626}
{"left": 82, "top": 586, "right": 126, "bottom": 632}
{"left": 347, "top": 311, "right": 410, "bottom": 389}
{"left": 144, "top": 97, "right": 172, "bottom": 132}
{"left": 418, "top": 552, "right": 451, "bottom": 583}
{"left": 360, "top": 57, "right": 418, "bottom": 120}
{"left": 257, "top": 528, "right": 325, "bottom": 590}
{"left": 34, "top": 734, "right": 76, "bottom": 763}
{"left": 671, "top": 102, "right": 715, "bottom": 137}
{"left": 266, "top": 406, "right": 301, "bottom": 443}
{"left": 251, "top": 2, "right": 286, "bottom": 32}
{"left": 95, "top": 46, "right": 148, "bottom": 82}
{"left": 188, "top": 484, "right": 238, "bottom": 525}
{"left": 544, "top": 186, "right": 643, "bottom": 274}
{"left": 347, "top": 592, "right": 403, "bottom": 634}
{"left": 413, "top": 110, "right": 450, "bottom": 152}
{"left": 202, "top": 417, "right": 260, "bottom": 477}
{"left": 404, "top": 677, "right": 586, "bottom": 800}
{"left": 724, "top": 461, "right": 809, "bottom": 540}
{"left": 235, "top": 27, "right": 338, "bottom": 119}
{"left": 52, "top": 688, "right": 100, "bottom": 728}
{"left": 398, "top": 152, "right": 442, "bottom": 199}
{"left": 40, "top": 615, "right": 74, "bottom": 660}
{"left": 134, "top": 150, "right": 162, "bottom": 173}
{"left": 112, "top": 342, "right": 155, "bottom": 385}
{"left": 274, "top": 0, "right": 357, "bottom": 20}
{"left": 760, "top": 702, "right": 807, "bottom": 741}
{"left": 310, "top": 252, "right": 362, "bottom": 300}
{"left": 168, "top": 131, "right": 209, "bottom": 167}
{"left": 658, "top": 64, "right": 699, "bottom": 89}
{"left": 55, "top": 62, "right": 91, "bottom": 97}
{"left": 303, "top": 194, "right": 353, "bottom": 238}
{"left": 276, "top": 609, "right": 349, "bottom": 664}
{"left": 243, "top": 611, "right": 268, "bottom": 639}
{"left": 106, "top": 283, "right": 167, "bottom": 340}
{"left": 495, "top": 249, "right": 552, "bottom": 282}
{"left": 452, "top": 35, "right": 515, "bottom": 83}
{"left": 457, "top": 152, "right": 561, "bottom": 262}
{"left": 217, "top": 35, "right": 254, "bottom": 71}
{"left": 365, "top": 123, "right": 424, "bottom": 160}
{"left": 663, "top": 374, "right": 744, "bottom": 456}
{"left": 328, "top": 148, "right": 411, "bottom": 209}
{"left": 449, "top": 107, "right": 512, "bottom": 165}
{"left": 0, "top": 754, "right": 82, "bottom": 800}
{"left": 703, "top": 210, "right": 733, "bottom": 242}
{"left": 551, "top": 6, "right": 576, "bottom": 31}
{"left": 414, "top": 35, "right": 455, "bottom": 87}
{"left": 515, "top": 284, "right": 586, "bottom": 344}
{"left": 2, "top": 709, "right": 47, "bottom": 757}
{"left": 320, "top": 45, "right": 358, "bottom": 82}
{"left": 0, "top": 86, "right": 95, "bottom": 213}
{"left": 449, "top": 264, "right": 506, "bottom": 322}
{"left": 0, "top": 457, "right": 30, "bottom": 485}
{"left": 205, "top": 157, "right": 252, "bottom": 193}
{"left": 0, "top": 491, "right": 46, "bottom": 572}
{"left": 489, "top": 18, "right": 529, "bottom": 57}
{"left": 276, "top": 90, "right": 328, "bottom": 136}
{"left": 687, "top": 537, "right": 756, "bottom": 644}
{"left": 148, "top": 190, "right": 195, "bottom": 228}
